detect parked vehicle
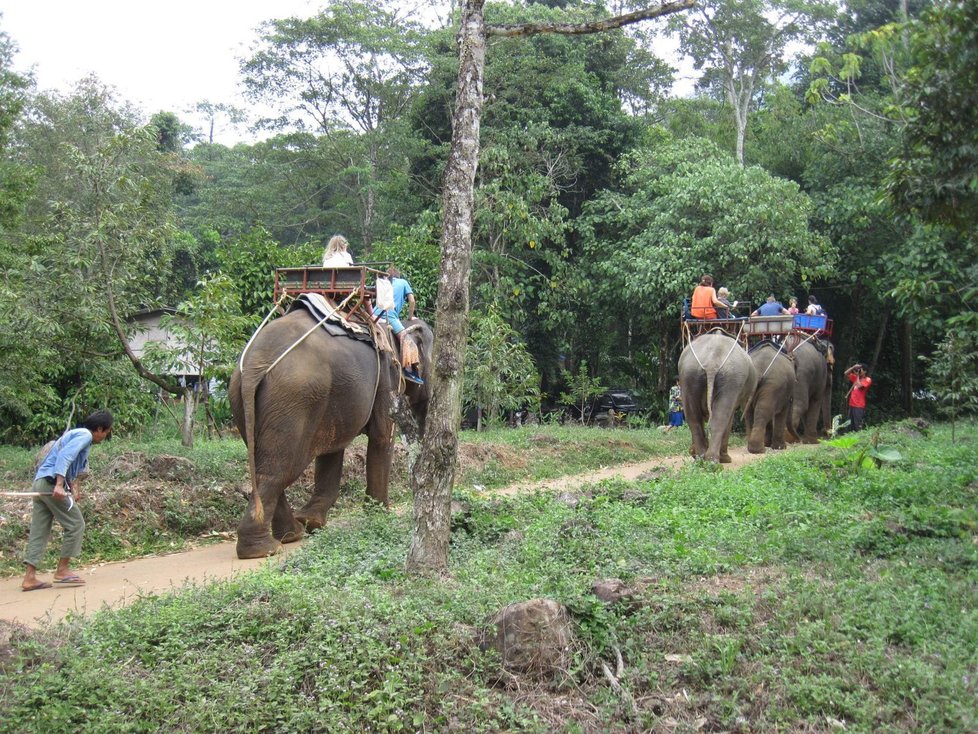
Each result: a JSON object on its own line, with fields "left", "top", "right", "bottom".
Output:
{"left": 573, "top": 389, "right": 643, "bottom": 426}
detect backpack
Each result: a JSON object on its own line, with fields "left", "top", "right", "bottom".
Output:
{"left": 375, "top": 277, "right": 396, "bottom": 312}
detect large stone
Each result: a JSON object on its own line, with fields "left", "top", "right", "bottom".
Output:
{"left": 145, "top": 455, "right": 196, "bottom": 481}
{"left": 591, "top": 578, "right": 641, "bottom": 612}
{"left": 481, "top": 598, "right": 573, "bottom": 677}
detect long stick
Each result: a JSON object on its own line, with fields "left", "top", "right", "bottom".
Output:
{"left": 0, "top": 492, "right": 74, "bottom": 510}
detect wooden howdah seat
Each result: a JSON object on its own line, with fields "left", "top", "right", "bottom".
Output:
{"left": 681, "top": 299, "right": 833, "bottom": 348}
{"left": 273, "top": 264, "right": 390, "bottom": 319}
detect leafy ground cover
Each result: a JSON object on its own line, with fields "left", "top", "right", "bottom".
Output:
{"left": 1, "top": 422, "right": 976, "bottom": 732}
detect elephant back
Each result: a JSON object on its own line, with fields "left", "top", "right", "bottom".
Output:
{"left": 679, "top": 332, "right": 756, "bottom": 409}
{"left": 748, "top": 340, "right": 793, "bottom": 380}
{"left": 790, "top": 341, "right": 827, "bottom": 384}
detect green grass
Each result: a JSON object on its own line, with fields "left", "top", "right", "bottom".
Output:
{"left": 1, "top": 422, "right": 976, "bottom": 732}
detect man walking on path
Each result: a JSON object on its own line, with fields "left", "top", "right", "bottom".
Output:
{"left": 21, "top": 410, "right": 113, "bottom": 592}
{"left": 844, "top": 364, "right": 872, "bottom": 432}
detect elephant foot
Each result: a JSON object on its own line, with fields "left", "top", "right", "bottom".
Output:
{"left": 236, "top": 535, "right": 283, "bottom": 560}
{"left": 802, "top": 436, "right": 819, "bottom": 445}
{"left": 719, "top": 453, "right": 733, "bottom": 464}
{"left": 294, "top": 511, "right": 327, "bottom": 532}
{"left": 747, "top": 445, "right": 765, "bottom": 455}
{"left": 772, "top": 442, "right": 786, "bottom": 450}
{"left": 276, "top": 520, "right": 306, "bottom": 545}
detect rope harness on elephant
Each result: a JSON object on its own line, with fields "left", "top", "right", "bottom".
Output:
{"left": 688, "top": 322, "right": 748, "bottom": 372}
{"left": 757, "top": 339, "right": 788, "bottom": 380}
{"left": 238, "top": 290, "right": 292, "bottom": 372}
{"left": 784, "top": 330, "right": 820, "bottom": 359}
{"left": 260, "top": 289, "right": 362, "bottom": 377}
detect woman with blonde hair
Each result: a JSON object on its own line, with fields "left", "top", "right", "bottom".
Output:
{"left": 321, "top": 234, "right": 354, "bottom": 267}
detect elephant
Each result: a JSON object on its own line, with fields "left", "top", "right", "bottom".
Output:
{"left": 744, "top": 340, "right": 795, "bottom": 453}
{"left": 786, "top": 338, "right": 833, "bottom": 444}
{"left": 678, "top": 331, "right": 758, "bottom": 463}
{"left": 230, "top": 307, "right": 433, "bottom": 559}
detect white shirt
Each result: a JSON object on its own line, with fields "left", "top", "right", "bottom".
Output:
{"left": 322, "top": 251, "right": 354, "bottom": 267}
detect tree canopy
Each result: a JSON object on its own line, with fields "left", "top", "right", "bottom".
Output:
{"left": 0, "top": 0, "right": 971, "bottom": 476}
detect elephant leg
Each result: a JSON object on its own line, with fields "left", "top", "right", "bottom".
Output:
{"left": 745, "top": 404, "right": 766, "bottom": 454}
{"left": 236, "top": 474, "right": 289, "bottom": 559}
{"left": 771, "top": 407, "right": 788, "bottom": 450}
{"left": 272, "top": 493, "right": 304, "bottom": 544}
{"left": 802, "top": 400, "right": 820, "bottom": 443}
{"left": 365, "top": 417, "right": 394, "bottom": 506}
{"left": 704, "top": 380, "right": 742, "bottom": 463}
{"left": 716, "top": 410, "right": 738, "bottom": 463}
{"left": 295, "top": 452, "right": 344, "bottom": 531}
{"left": 682, "top": 381, "right": 709, "bottom": 459}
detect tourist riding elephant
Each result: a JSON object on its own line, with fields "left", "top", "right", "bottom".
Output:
{"left": 230, "top": 308, "right": 433, "bottom": 559}
{"left": 786, "top": 338, "right": 833, "bottom": 443}
{"left": 678, "top": 331, "right": 758, "bottom": 463}
{"left": 744, "top": 340, "right": 795, "bottom": 453}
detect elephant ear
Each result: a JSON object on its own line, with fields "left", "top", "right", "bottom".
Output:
{"left": 406, "top": 319, "right": 434, "bottom": 379}
{"left": 384, "top": 349, "right": 402, "bottom": 392}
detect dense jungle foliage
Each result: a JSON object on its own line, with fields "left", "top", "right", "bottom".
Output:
{"left": 0, "top": 0, "right": 976, "bottom": 447}
{"left": 1, "top": 421, "right": 975, "bottom": 732}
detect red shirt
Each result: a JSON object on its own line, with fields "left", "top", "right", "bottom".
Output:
{"left": 848, "top": 373, "right": 872, "bottom": 408}
{"left": 691, "top": 285, "right": 718, "bottom": 319}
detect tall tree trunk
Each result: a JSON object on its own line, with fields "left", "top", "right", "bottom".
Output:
{"left": 658, "top": 330, "right": 670, "bottom": 393}
{"left": 901, "top": 318, "right": 913, "bottom": 415}
{"left": 406, "top": 1, "right": 487, "bottom": 575}
{"left": 406, "top": 0, "right": 694, "bottom": 575}
{"left": 181, "top": 386, "right": 197, "bottom": 449}
{"left": 869, "top": 307, "right": 890, "bottom": 374}
{"left": 725, "top": 78, "right": 751, "bottom": 166}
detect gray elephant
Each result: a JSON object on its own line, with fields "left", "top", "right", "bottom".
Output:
{"left": 678, "top": 331, "right": 758, "bottom": 463}
{"left": 786, "top": 338, "right": 833, "bottom": 443}
{"left": 744, "top": 340, "right": 795, "bottom": 453}
{"left": 230, "top": 308, "right": 433, "bottom": 559}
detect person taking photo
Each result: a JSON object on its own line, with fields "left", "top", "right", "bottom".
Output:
{"left": 844, "top": 363, "right": 872, "bottom": 432}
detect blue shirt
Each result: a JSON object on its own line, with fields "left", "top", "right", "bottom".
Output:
{"left": 391, "top": 277, "right": 413, "bottom": 316}
{"left": 756, "top": 301, "right": 786, "bottom": 316}
{"left": 35, "top": 428, "right": 93, "bottom": 483}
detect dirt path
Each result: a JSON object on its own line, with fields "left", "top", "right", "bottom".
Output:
{"left": 2, "top": 445, "right": 774, "bottom": 628}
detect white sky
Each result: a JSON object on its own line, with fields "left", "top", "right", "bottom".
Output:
{"left": 1, "top": 0, "right": 321, "bottom": 142}
{"left": 2, "top": 1, "right": 695, "bottom": 144}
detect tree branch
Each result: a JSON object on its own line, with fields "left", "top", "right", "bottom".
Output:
{"left": 487, "top": 0, "right": 696, "bottom": 38}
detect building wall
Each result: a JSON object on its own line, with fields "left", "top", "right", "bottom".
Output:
{"left": 127, "top": 310, "right": 199, "bottom": 378}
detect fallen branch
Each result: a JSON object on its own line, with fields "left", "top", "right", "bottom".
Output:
{"left": 601, "top": 645, "right": 640, "bottom": 724}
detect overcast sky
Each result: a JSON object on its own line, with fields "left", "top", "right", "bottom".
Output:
{"left": 2, "top": 1, "right": 693, "bottom": 144}
{"left": 2, "top": 0, "right": 320, "bottom": 142}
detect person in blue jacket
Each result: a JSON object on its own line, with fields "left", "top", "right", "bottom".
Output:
{"left": 21, "top": 410, "right": 114, "bottom": 592}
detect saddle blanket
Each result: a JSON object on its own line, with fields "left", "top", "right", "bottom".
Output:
{"left": 289, "top": 293, "right": 373, "bottom": 344}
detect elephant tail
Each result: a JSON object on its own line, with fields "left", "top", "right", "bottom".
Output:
{"left": 706, "top": 366, "right": 719, "bottom": 421}
{"left": 240, "top": 364, "right": 265, "bottom": 525}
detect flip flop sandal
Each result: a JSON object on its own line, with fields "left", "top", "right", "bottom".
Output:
{"left": 22, "top": 582, "right": 52, "bottom": 592}
{"left": 53, "top": 575, "right": 85, "bottom": 586}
